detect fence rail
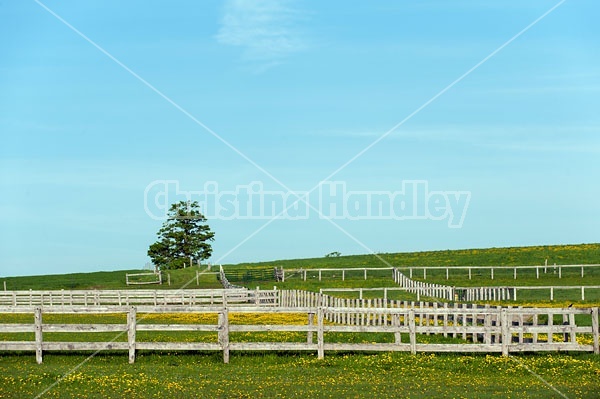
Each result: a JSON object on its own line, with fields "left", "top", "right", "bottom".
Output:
{"left": 0, "top": 305, "right": 597, "bottom": 364}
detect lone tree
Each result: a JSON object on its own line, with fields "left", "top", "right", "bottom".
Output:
{"left": 148, "top": 201, "right": 215, "bottom": 270}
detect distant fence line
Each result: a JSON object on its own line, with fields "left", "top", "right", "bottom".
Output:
{"left": 322, "top": 285, "right": 600, "bottom": 302}
{"left": 397, "top": 264, "right": 600, "bottom": 281}
{"left": 0, "top": 289, "right": 278, "bottom": 307}
{"left": 392, "top": 268, "right": 600, "bottom": 302}
{"left": 393, "top": 268, "right": 455, "bottom": 301}
{"left": 2, "top": 283, "right": 600, "bottom": 310}
{"left": 220, "top": 267, "right": 279, "bottom": 283}
{"left": 279, "top": 267, "right": 394, "bottom": 282}
{"left": 280, "top": 264, "right": 600, "bottom": 283}
{"left": 0, "top": 305, "right": 597, "bottom": 364}
{"left": 219, "top": 265, "right": 245, "bottom": 290}
{"left": 125, "top": 271, "right": 162, "bottom": 286}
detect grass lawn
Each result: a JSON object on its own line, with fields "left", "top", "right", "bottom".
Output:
{"left": 1, "top": 243, "right": 600, "bottom": 397}
{"left": 3, "top": 243, "right": 599, "bottom": 291}
{"left": 1, "top": 311, "right": 600, "bottom": 398}
{"left": 0, "top": 351, "right": 598, "bottom": 398}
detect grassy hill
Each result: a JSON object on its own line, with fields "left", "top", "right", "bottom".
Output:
{"left": 2, "top": 243, "right": 599, "bottom": 291}
{"left": 231, "top": 243, "right": 600, "bottom": 270}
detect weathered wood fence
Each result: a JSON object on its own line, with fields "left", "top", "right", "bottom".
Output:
{"left": 398, "top": 264, "right": 600, "bottom": 281}
{"left": 281, "top": 264, "right": 600, "bottom": 282}
{"left": 0, "top": 289, "right": 279, "bottom": 307}
{"left": 281, "top": 267, "right": 394, "bottom": 282}
{"left": 392, "top": 268, "right": 600, "bottom": 302}
{"left": 393, "top": 268, "right": 455, "bottom": 300}
{"left": 125, "top": 271, "right": 162, "bottom": 285}
{"left": 0, "top": 305, "right": 597, "bottom": 364}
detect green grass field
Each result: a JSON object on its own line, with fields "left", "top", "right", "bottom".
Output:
{"left": 1, "top": 351, "right": 599, "bottom": 398}
{"left": 1, "top": 243, "right": 600, "bottom": 397}
{"left": 1, "top": 311, "right": 599, "bottom": 398}
{"left": 4, "top": 243, "right": 599, "bottom": 292}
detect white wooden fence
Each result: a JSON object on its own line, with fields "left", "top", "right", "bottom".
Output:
{"left": 280, "top": 264, "right": 600, "bottom": 282}
{"left": 125, "top": 271, "right": 162, "bottom": 285}
{"left": 457, "top": 285, "right": 600, "bottom": 302}
{"left": 0, "top": 289, "right": 279, "bottom": 307}
{"left": 392, "top": 268, "right": 600, "bottom": 302}
{"left": 281, "top": 267, "right": 394, "bottom": 282}
{"left": 398, "top": 264, "right": 600, "bottom": 281}
{"left": 0, "top": 305, "right": 597, "bottom": 364}
{"left": 393, "top": 268, "right": 455, "bottom": 300}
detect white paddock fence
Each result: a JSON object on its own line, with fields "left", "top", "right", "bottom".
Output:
{"left": 392, "top": 268, "right": 600, "bottom": 302}
{"left": 398, "top": 264, "right": 600, "bottom": 281}
{"left": 280, "top": 264, "right": 600, "bottom": 283}
{"left": 280, "top": 267, "right": 394, "bottom": 282}
{"left": 394, "top": 268, "right": 455, "bottom": 300}
{"left": 125, "top": 271, "right": 162, "bottom": 285}
{"left": 0, "top": 305, "right": 597, "bottom": 364}
{"left": 0, "top": 289, "right": 279, "bottom": 307}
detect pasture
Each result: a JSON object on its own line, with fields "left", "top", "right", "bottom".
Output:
{"left": 1, "top": 243, "right": 600, "bottom": 397}
{"left": 1, "top": 308, "right": 600, "bottom": 398}
{"left": 1, "top": 351, "right": 599, "bottom": 398}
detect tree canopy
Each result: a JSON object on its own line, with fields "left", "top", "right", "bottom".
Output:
{"left": 148, "top": 201, "right": 215, "bottom": 270}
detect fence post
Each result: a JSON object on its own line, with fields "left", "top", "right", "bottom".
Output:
{"left": 408, "top": 309, "right": 416, "bottom": 354}
{"left": 548, "top": 311, "right": 554, "bottom": 343}
{"left": 317, "top": 308, "right": 324, "bottom": 359}
{"left": 484, "top": 305, "right": 491, "bottom": 345}
{"left": 127, "top": 306, "right": 137, "bottom": 364}
{"left": 34, "top": 307, "right": 43, "bottom": 364}
{"left": 501, "top": 309, "right": 509, "bottom": 356}
{"left": 592, "top": 308, "right": 599, "bottom": 355}
{"left": 393, "top": 313, "right": 401, "bottom": 344}
{"left": 219, "top": 308, "right": 230, "bottom": 364}
{"left": 307, "top": 312, "right": 315, "bottom": 344}
{"left": 222, "top": 291, "right": 228, "bottom": 307}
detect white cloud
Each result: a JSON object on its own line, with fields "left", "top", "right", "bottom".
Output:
{"left": 216, "top": 0, "right": 306, "bottom": 69}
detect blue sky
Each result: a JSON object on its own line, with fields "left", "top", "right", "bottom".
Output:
{"left": 1, "top": 0, "right": 599, "bottom": 277}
